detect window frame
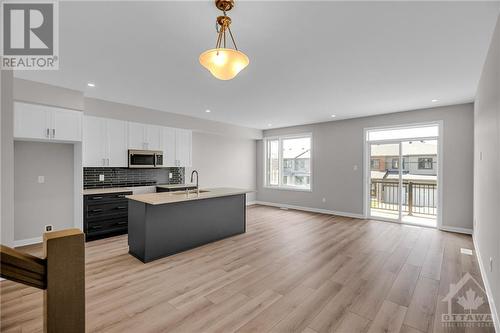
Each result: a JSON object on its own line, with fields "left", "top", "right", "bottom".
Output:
{"left": 418, "top": 157, "right": 433, "bottom": 170}
{"left": 263, "top": 133, "right": 313, "bottom": 192}
{"left": 370, "top": 158, "right": 380, "bottom": 170}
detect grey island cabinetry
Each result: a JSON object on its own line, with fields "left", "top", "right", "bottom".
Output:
{"left": 126, "top": 188, "right": 250, "bottom": 263}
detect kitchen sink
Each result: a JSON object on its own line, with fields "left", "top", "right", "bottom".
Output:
{"left": 171, "top": 190, "right": 210, "bottom": 195}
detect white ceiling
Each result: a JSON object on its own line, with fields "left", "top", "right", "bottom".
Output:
{"left": 15, "top": 1, "right": 500, "bottom": 129}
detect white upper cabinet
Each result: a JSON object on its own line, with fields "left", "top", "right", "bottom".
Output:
{"left": 52, "top": 109, "right": 82, "bottom": 141}
{"left": 128, "top": 122, "right": 162, "bottom": 151}
{"left": 105, "top": 118, "right": 128, "bottom": 167}
{"left": 84, "top": 116, "right": 192, "bottom": 168}
{"left": 146, "top": 125, "right": 162, "bottom": 151}
{"left": 128, "top": 122, "right": 146, "bottom": 150}
{"left": 175, "top": 129, "right": 192, "bottom": 167}
{"left": 161, "top": 127, "right": 177, "bottom": 166}
{"left": 83, "top": 116, "right": 107, "bottom": 167}
{"left": 161, "top": 127, "right": 192, "bottom": 167}
{"left": 83, "top": 116, "right": 128, "bottom": 167}
{"left": 14, "top": 102, "right": 82, "bottom": 142}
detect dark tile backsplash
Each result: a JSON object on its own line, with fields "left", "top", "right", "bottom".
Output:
{"left": 83, "top": 167, "right": 184, "bottom": 189}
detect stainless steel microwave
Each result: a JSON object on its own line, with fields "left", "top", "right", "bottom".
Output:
{"left": 128, "top": 149, "right": 164, "bottom": 168}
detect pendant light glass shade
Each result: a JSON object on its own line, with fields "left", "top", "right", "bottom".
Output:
{"left": 199, "top": 48, "right": 249, "bottom": 80}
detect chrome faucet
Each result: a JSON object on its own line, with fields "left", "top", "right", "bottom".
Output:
{"left": 190, "top": 170, "right": 199, "bottom": 195}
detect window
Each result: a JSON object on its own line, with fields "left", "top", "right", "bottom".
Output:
{"left": 264, "top": 134, "right": 312, "bottom": 190}
{"left": 392, "top": 158, "right": 399, "bottom": 169}
{"left": 418, "top": 157, "right": 433, "bottom": 169}
{"left": 371, "top": 159, "right": 380, "bottom": 170}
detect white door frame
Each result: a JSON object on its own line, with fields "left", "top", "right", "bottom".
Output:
{"left": 363, "top": 121, "right": 443, "bottom": 230}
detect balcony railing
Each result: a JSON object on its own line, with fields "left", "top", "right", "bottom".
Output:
{"left": 370, "top": 179, "right": 437, "bottom": 216}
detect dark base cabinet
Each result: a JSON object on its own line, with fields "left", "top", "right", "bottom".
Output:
{"left": 83, "top": 191, "right": 132, "bottom": 241}
{"left": 128, "top": 193, "right": 246, "bottom": 263}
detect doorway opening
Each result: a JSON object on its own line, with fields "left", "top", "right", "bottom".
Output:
{"left": 364, "top": 123, "right": 441, "bottom": 228}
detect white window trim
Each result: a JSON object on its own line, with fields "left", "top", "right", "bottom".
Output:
{"left": 263, "top": 133, "right": 313, "bottom": 192}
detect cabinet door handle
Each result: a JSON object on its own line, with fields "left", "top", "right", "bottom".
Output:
{"left": 52, "top": 128, "right": 55, "bottom": 138}
{"left": 116, "top": 206, "right": 127, "bottom": 210}
{"left": 90, "top": 196, "right": 103, "bottom": 200}
{"left": 102, "top": 158, "right": 106, "bottom": 166}
{"left": 117, "top": 195, "right": 126, "bottom": 198}
{"left": 46, "top": 128, "right": 50, "bottom": 138}
{"left": 90, "top": 225, "right": 102, "bottom": 230}
{"left": 90, "top": 209, "right": 103, "bottom": 213}
{"left": 115, "top": 221, "right": 127, "bottom": 226}
{"left": 107, "top": 158, "right": 110, "bottom": 166}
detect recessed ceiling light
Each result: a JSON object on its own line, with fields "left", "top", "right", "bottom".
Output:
{"left": 87, "top": 82, "right": 95, "bottom": 87}
{"left": 331, "top": 115, "right": 336, "bottom": 118}
{"left": 205, "top": 109, "right": 211, "bottom": 113}
{"left": 431, "top": 99, "right": 438, "bottom": 102}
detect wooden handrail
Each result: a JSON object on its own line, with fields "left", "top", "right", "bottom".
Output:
{"left": 0, "top": 244, "right": 47, "bottom": 289}
{"left": 0, "top": 228, "right": 85, "bottom": 333}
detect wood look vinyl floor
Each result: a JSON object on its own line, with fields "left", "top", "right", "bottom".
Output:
{"left": 0, "top": 205, "right": 495, "bottom": 333}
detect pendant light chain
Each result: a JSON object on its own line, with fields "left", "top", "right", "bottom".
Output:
{"left": 214, "top": 10, "right": 238, "bottom": 51}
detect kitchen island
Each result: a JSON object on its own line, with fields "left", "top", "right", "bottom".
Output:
{"left": 126, "top": 188, "right": 250, "bottom": 263}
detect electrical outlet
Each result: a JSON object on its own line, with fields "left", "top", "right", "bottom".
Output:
{"left": 38, "top": 176, "right": 45, "bottom": 183}
{"left": 99, "top": 174, "right": 105, "bottom": 182}
{"left": 169, "top": 172, "right": 173, "bottom": 179}
{"left": 44, "top": 225, "right": 53, "bottom": 232}
{"left": 490, "top": 257, "right": 493, "bottom": 272}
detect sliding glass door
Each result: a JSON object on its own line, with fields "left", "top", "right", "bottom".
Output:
{"left": 369, "top": 143, "right": 401, "bottom": 221}
{"left": 366, "top": 124, "right": 440, "bottom": 228}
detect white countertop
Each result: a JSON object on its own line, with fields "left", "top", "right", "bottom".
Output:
{"left": 82, "top": 187, "right": 134, "bottom": 195}
{"left": 82, "top": 184, "right": 195, "bottom": 196}
{"left": 126, "top": 187, "right": 252, "bottom": 205}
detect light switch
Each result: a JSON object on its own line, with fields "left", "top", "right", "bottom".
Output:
{"left": 38, "top": 176, "right": 45, "bottom": 183}
{"left": 99, "top": 174, "right": 105, "bottom": 181}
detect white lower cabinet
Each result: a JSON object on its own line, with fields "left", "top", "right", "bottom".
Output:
{"left": 83, "top": 116, "right": 128, "bottom": 167}
{"left": 14, "top": 102, "right": 82, "bottom": 142}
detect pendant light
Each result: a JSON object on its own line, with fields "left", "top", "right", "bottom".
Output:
{"left": 199, "top": 0, "right": 249, "bottom": 80}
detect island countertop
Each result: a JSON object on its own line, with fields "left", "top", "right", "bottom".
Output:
{"left": 126, "top": 187, "right": 252, "bottom": 205}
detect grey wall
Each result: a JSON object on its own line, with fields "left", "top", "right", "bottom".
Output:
{"left": 14, "top": 78, "right": 85, "bottom": 111}
{"left": 474, "top": 14, "right": 500, "bottom": 327}
{"left": 257, "top": 103, "right": 474, "bottom": 231}
{"left": 187, "top": 132, "right": 257, "bottom": 202}
{"left": 1, "top": 70, "right": 14, "bottom": 247}
{"left": 14, "top": 142, "right": 75, "bottom": 241}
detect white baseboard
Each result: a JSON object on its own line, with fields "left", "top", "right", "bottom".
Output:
{"left": 13, "top": 236, "right": 42, "bottom": 248}
{"left": 254, "top": 201, "right": 365, "bottom": 219}
{"left": 439, "top": 225, "right": 473, "bottom": 235}
{"left": 473, "top": 233, "right": 499, "bottom": 332}
{"left": 246, "top": 201, "right": 257, "bottom": 206}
